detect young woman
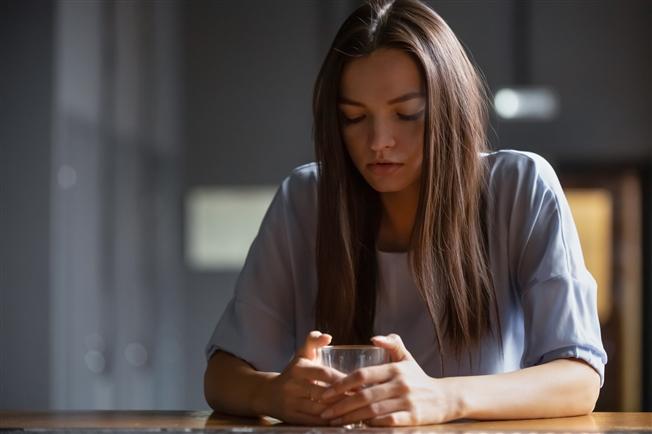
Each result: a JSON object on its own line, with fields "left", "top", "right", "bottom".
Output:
{"left": 203, "top": 0, "right": 606, "bottom": 426}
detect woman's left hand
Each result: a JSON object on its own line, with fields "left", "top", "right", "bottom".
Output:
{"left": 317, "top": 334, "right": 461, "bottom": 426}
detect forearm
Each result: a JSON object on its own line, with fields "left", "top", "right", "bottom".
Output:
{"left": 204, "top": 351, "right": 278, "bottom": 417}
{"left": 445, "top": 359, "right": 600, "bottom": 420}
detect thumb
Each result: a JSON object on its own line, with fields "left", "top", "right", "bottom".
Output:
{"left": 371, "top": 333, "right": 413, "bottom": 362}
{"left": 296, "top": 330, "right": 332, "bottom": 361}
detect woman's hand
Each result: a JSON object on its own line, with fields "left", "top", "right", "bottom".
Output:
{"left": 256, "top": 331, "right": 346, "bottom": 425}
{"left": 317, "top": 334, "right": 460, "bottom": 426}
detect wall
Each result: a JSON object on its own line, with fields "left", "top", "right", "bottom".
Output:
{"left": 0, "top": 0, "right": 53, "bottom": 410}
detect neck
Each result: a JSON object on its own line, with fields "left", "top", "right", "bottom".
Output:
{"left": 377, "top": 183, "right": 420, "bottom": 252}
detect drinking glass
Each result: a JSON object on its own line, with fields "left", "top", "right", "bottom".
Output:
{"left": 318, "top": 345, "right": 390, "bottom": 429}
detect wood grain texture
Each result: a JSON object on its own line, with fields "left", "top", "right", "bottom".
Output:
{"left": 0, "top": 411, "right": 650, "bottom": 431}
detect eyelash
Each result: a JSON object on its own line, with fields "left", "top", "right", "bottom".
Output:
{"left": 341, "top": 111, "right": 424, "bottom": 125}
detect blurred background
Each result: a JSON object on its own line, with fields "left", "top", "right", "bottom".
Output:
{"left": 1, "top": 0, "right": 650, "bottom": 412}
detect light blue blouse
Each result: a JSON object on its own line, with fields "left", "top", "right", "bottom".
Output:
{"left": 206, "top": 150, "right": 608, "bottom": 385}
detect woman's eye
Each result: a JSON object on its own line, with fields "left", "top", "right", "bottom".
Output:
{"left": 397, "top": 110, "right": 425, "bottom": 121}
{"left": 341, "top": 114, "right": 365, "bottom": 125}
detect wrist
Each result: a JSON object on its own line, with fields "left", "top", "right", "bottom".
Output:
{"left": 439, "top": 376, "right": 468, "bottom": 421}
{"left": 251, "top": 372, "right": 278, "bottom": 416}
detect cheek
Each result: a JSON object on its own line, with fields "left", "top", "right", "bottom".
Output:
{"left": 342, "top": 130, "right": 365, "bottom": 165}
{"left": 401, "top": 124, "right": 424, "bottom": 182}
{"left": 342, "top": 127, "right": 362, "bottom": 147}
{"left": 398, "top": 122, "right": 425, "bottom": 155}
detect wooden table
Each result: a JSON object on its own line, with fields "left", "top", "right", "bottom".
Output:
{"left": 0, "top": 411, "right": 650, "bottom": 432}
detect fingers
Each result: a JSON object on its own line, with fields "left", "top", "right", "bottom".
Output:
{"left": 307, "top": 380, "right": 330, "bottom": 403}
{"left": 277, "top": 382, "right": 332, "bottom": 425}
{"left": 291, "top": 358, "right": 346, "bottom": 384}
{"left": 327, "top": 397, "right": 408, "bottom": 426}
{"left": 321, "top": 363, "right": 396, "bottom": 400}
{"left": 291, "top": 378, "right": 338, "bottom": 405}
{"left": 294, "top": 395, "right": 329, "bottom": 416}
{"left": 320, "top": 381, "right": 405, "bottom": 420}
{"left": 296, "top": 330, "right": 332, "bottom": 360}
{"left": 284, "top": 378, "right": 325, "bottom": 399}
{"left": 367, "top": 410, "right": 413, "bottom": 427}
{"left": 371, "top": 333, "right": 413, "bottom": 362}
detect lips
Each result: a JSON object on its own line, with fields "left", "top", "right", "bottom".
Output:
{"left": 367, "top": 161, "right": 403, "bottom": 175}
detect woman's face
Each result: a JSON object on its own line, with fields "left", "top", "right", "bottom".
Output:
{"left": 339, "top": 48, "right": 425, "bottom": 195}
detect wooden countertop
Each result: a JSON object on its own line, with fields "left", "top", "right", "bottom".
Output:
{"left": 0, "top": 411, "right": 650, "bottom": 432}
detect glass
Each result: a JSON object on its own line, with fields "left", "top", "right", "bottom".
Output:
{"left": 318, "top": 345, "right": 390, "bottom": 429}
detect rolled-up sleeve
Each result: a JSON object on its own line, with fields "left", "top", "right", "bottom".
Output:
{"left": 511, "top": 154, "right": 607, "bottom": 385}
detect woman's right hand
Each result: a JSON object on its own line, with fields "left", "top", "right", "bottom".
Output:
{"left": 255, "top": 331, "right": 345, "bottom": 425}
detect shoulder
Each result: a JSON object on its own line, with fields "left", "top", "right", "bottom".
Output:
{"left": 481, "top": 151, "right": 580, "bottom": 290}
{"left": 483, "top": 149, "right": 557, "bottom": 183}
{"left": 267, "top": 162, "right": 318, "bottom": 234}
{"left": 279, "top": 162, "right": 318, "bottom": 205}
{"left": 286, "top": 162, "right": 319, "bottom": 186}
{"left": 483, "top": 149, "right": 563, "bottom": 199}
{"left": 482, "top": 150, "right": 569, "bottom": 253}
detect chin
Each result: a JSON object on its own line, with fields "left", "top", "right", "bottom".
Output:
{"left": 365, "top": 180, "right": 408, "bottom": 193}
{"left": 359, "top": 166, "right": 420, "bottom": 194}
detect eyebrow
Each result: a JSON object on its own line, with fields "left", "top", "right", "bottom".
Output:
{"left": 338, "top": 91, "right": 425, "bottom": 107}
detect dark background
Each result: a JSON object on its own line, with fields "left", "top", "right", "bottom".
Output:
{"left": 1, "top": 0, "right": 650, "bottom": 411}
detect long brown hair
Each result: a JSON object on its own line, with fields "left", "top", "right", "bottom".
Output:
{"left": 313, "top": 0, "right": 499, "bottom": 360}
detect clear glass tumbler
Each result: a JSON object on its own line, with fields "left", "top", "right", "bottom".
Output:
{"left": 318, "top": 345, "right": 390, "bottom": 429}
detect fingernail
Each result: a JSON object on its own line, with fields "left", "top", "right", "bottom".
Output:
{"left": 320, "top": 409, "right": 333, "bottom": 418}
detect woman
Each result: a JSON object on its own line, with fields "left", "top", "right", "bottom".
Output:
{"left": 204, "top": 0, "right": 607, "bottom": 426}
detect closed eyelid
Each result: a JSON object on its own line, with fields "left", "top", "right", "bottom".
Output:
{"left": 403, "top": 108, "right": 425, "bottom": 115}
{"left": 339, "top": 109, "right": 424, "bottom": 119}
{"left": 398, "top": 110, "right": 425, "bottom": 120}
{"left": 401, "top": 102, "right": 426, "bottom": 111}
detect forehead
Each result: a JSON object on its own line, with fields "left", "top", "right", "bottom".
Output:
{"left": 339, "top": 48, "right": 424, "bottom": 102}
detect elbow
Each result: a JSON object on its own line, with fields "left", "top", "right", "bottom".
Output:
{"left": 204, "top": 353, "right": 224, "bottom": 411}
{"left": 557, "top": 359, "right": 601, "bottom": 416}
{"left": 203, "top": 366, "right": 218, "bottom": 410}
{"left": 578, "top": 394, "right": 599, "bottom": 416}
{"left": 577, "top": 366, "right": 601, "bottom": 415}
{"left": 585, "top": 378, "right": 601, "bottom": 414}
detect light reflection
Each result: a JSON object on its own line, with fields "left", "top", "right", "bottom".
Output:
{"left": 186, "top": 186, "right": 276, "bottom": 270}
{"left": 494, "top": 87, "right": 559, "bottom": 120}
{"left": 494, "top": 89, "right": 520, "bottom": 118}
{"left": 84, "top": 350, "right": 106, "bottom": 374}
{"left": 57, "top": 164, "right": 77, "bottom": 189}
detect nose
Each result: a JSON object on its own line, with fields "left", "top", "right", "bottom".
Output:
{"left": 369, "top": 118, "right": 395, "bottom": 152}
